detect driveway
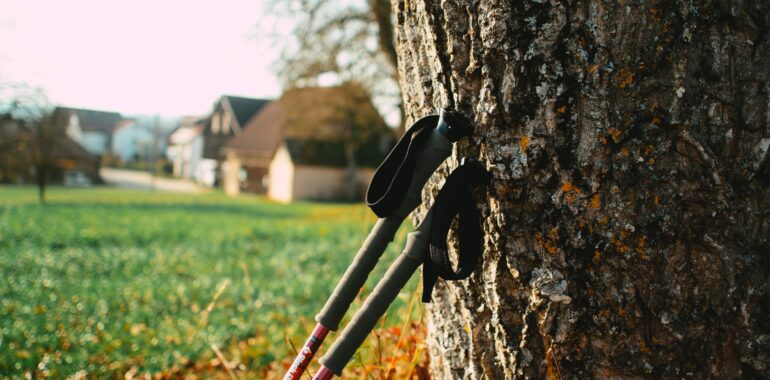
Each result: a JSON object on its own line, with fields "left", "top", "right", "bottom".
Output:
{"left": 100, "top": 168, "right": 206, "bottom": 193}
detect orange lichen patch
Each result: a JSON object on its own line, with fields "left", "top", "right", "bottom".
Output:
{"left": 608, "top": 127, "right": 622, "bottom": 143}
{"left": 557, "top": 105, "right": 568, "bottom": 113}
{"left": 648, "top": 157, "right": 655, "bottom": 165}
{"left": 652, "top": 116, "right": 661, "bottom": 125}
{"left": 597, "top": 309, "right": 611, "bottom": 319}
{"left": 610, "top": 236, "right": 631, "bottom": 254}
{"left": 601, "top": 136, "right": 609, "bottom": 145}
{"left": 618, "top": 68, "right": 635, "bottom": 89}
{"left": 590, "top": 194, "right": 601, "bottom": 209}
{"left": 519, "top": 136, "right": 529, "bottom": 152}
{"left": 560, "top": 181, "right": 581, "bottom": 194}
{"left": 593, "top": 250, "right": 601, "bottom": 264}
{"left": 587, "top": 64, "right": 600, "bottom": 74}
{"left": 620, "top": 147, "right": 630, "bottom": 157}
{"left": 639, "top": 338, "right": 651, "bottom": 353}
{"left": 650, "top": 6, "right": 661, "bottom": 20}
{"left": 597, "top": 215, "right": 609, "bottom": 225}
{"left": 644, "top": 144, "right": 655, "bottom": 155}
{"left": 548, "top": 227, "right": 560, "bottom": 240}
{"left": 560, "top": 181, "right": 583, "bottom": 204}
{"left": 654, "top": 194, "right": 660, "bottom": 205}
{"left": 636, "top": 236, "right": 648, "bottom": 260}
{"left": 535, "top": 233, "right": 559, "bottom": 255}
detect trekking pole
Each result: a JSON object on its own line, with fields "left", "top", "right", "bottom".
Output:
{"left": 283, "top": 110, "right": 473, "bottom": 380}
{"left": 313, "top": 159, "right": 490, "bottom": 379}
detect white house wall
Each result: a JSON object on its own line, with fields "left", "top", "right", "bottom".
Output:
{"left": 188, "top": 135, "right": 203, "bottom": 179}
{"left": 168, "top": 130, "right": 204, "bottom": 180}
{"left": 196, "top": 158, "right": 217, "bottom": 187}
{"left": 291, "top": 166, "right": 374, "bottom": 202}
{"left": 222, "top": 152, "right": 242, "bottom": 197}
{"left": 267, "top": 144, "right": 295, "bottom": 203}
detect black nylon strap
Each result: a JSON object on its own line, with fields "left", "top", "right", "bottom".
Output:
{"left": 422, "top": 160, "right": 490, "bottom": 303}
{"left": 366, "top": 115, "right": 439, "bottom": 218}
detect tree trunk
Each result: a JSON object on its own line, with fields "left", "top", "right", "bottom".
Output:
{"left": 344, "top": 143, "right": 360, "bottom": 201}
{"left": 393, "top": 1, "right": 769, "bottom": 378}
{"left": 36, "top": 165, "right": 47, "bottom": 204}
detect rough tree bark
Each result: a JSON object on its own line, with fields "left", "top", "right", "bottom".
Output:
{"left": 393, "top": 0, "right": 769, "bottom": 378}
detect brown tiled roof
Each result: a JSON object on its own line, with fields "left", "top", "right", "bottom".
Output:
{"left": 223, "top": 101, "right": 284, "bottom": 158}
{"left": 224, "top": 85, "right": 394, "bottom": 168}
{"left": 202, "top": 96, "right": 270, "bottom": 159}
{"left": 56, "top": 107, "right": 121, "bottom": 133}
{"left": 224, "top": 96, "right": 271, "bottom": 129}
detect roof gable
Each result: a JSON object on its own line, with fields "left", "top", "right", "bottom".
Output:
{"left": 224, "top": 100, "right": 283, "bottom": 157}
{"left": 222, "top": 95, "right": 270, "bottom": 130}
{"left": 57, "top": 107, "right": 121, "bottom": 134}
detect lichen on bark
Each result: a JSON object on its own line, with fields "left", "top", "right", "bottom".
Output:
{"left": 393, "top": 0, "right": 770, "bottom": 378}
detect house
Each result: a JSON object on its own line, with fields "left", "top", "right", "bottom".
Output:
{"left": 56, "top": 107, "right": 122, "bottom": 156}
{"left": 220, "top": 101, "right": 283, "bottom": 194}
{"left": 267, "top": 138, "right": 378, "bottom": 202}
{"left": 50, "top": 128, "right": 102, "bottom": 185}
{"left": 221, "top": 85, "right": 393, "bottom": 201}
{"left": 0, "top": 111, "right": 101, "bottom": 184}
{"left": 201, "top": 95, "right": 271, "bottom": 186}
{"left": 167, "top": 116, "right": 206, "bottom": 182}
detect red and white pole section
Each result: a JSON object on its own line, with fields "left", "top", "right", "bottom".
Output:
{"left": 283, "top": 324, "right": 330, "bottom": 380}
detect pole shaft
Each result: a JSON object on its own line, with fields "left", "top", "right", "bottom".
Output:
{"left": 312, "top": 366, "right": 335, "bottom": 380}
{"left": 283, "top": 324, "right": 330, "bottom": 380}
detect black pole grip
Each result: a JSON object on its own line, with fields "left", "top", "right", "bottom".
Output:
{"left": 314, "top": 110, "right": 472, "bottom": 331}
{"left": 319, "top": 211, "right": 433, "bottom": 375}
{"left": 314, "top": 128, "right": 449, "bottom": 330}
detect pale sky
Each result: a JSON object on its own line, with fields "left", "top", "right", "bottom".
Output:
{"left": 0, "top": 0, "right": 287, "bottom": 116}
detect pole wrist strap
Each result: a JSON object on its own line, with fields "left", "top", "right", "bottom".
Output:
{"left": 366, "top": 115, "right": 438, "bottom": 218}
{"left": 422, "top": 159, "right": 491, "bottom": 303}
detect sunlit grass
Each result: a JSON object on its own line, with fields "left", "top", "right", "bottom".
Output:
{"left": 0, "top": 186, "right": 425, "bottom": 379}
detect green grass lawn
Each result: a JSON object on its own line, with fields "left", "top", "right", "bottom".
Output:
{"left": 0, "top": 186, "right": 418, "bottom": 378}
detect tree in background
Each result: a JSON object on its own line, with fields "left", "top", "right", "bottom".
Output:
{"left": 395, "top": 0, "right": 769, "bottom": 378}
{"left": 0, "top": 85, "right": 65, "bottom": 203}
{"left": 27, "top": 110, "right": 71, "bottom": 204}
{"left": 269, "top": 0, "right": 403, "bottom": 132}
{"left": 0, "top": 113, "right": 30, "bottom": 183}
